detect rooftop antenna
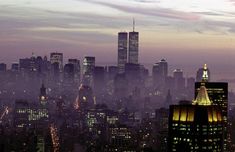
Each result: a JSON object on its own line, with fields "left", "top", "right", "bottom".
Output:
{"left": 133, "top": 18, "right": 135, "bottom": 32}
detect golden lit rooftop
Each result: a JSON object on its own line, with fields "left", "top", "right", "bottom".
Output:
{"left": 193, "top": 86, "right": 212, "bottom": 106}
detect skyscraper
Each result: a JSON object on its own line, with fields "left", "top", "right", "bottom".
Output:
{"left": 11, "top": 62, "right": 19, "bottom": 71}
{"left": 155, "top": 108, "right": 169, "bottom": 152}
{"left": 68, "top": 59, "right": 81, "bottom": 84}
{"left": 64, "top": 63, "right": 75, "bottom": 84}
{"left": 50, "top": 52, "right": 63, "bottom": 72}
{"left": 118, "top": 32, "right": 128, "bottom": 73}
{"left": 168, "top": 86, "right": 224, "bottom": 152}
{"left": 196, "top": 64, "right": 210, "bottom": 82}
{"left": 94, "top": 66, "right": 105, "bottom": 95}
{"left": 173, "top": 69, "right": 185, "bottom": 91}
{"left": 0, "top": 63, "right": 7, "bottom": 72}
{"left": 82, "top": 56, "right": 95, "bottom": 86}
{"left": 19, "top": 58, "right": 31, "bottom": 72}
{"left": 152, "top": 59, "right": 168, "bottom": 87}
{"left": 195, "top": 81, "right": 228, "bottom": 151}
{"left": 128, "top": 20, "right": 139, "bottom": 64}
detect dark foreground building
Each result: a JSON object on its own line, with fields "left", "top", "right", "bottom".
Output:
{"left": 195, "top": 82, "right": 228, "bottom": 151}
{"left": 168, "top": 86, "right": 224, "bottom": 152}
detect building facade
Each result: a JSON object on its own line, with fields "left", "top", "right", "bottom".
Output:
{"left": 168, "top": 86, "right": 224, "bottom": 152}
{"left": 50, "top": 52, "right": 63, "bottom": 72}
{"left": 118, "top": 32, "right": 128, "bottom": 73}
{"left": 128, "top": 31, "right": 139, "bottom": 64}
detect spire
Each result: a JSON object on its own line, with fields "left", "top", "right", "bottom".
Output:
{"left": 133, "top": 18, "right": 135, "bottom": 32}
{"left": 193, "top": 86, "right": 212, "bottom": 105}
{"left": 203, "top": 63, "right": 207, "bottom": 70}
{"left": 202, "top": 64, "right": 209, "bottom": 82}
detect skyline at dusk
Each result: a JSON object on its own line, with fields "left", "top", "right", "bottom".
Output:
{"left": 1, "top": 1, "right": 235, "bottom": 151}
{"left": 1, "top": 0, "right": 235, "bottom": 80}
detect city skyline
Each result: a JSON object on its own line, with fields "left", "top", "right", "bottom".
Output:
{"left": 1, "top": 0, "right": 235, "bottom": 70}
{"left": 1, "top": 1, "right": 235, "bottom": 151}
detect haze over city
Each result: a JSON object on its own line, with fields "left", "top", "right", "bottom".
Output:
{"left": 1, "top": 1, "right": 235, "bottom": 152}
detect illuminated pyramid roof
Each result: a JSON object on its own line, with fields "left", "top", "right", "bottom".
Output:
{"left": 193, "top": 86, "right": 212, "bottom": 105}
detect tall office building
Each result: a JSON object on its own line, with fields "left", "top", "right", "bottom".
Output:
{"left": 82, "top": 56, "right": 95, "bottom": 86}
{"left": 195, "top": 82, "right": 228, "bottom": 151}
{"left": 19, "top": 58, "right": 31, "bottom": 71}
{"left": 155, "top": 108, "right": 169, "bottom": 152}
{"left": 83, "top": 56, "right": 95, "bottom": 76}
{"left": 196, "top": 64, "right": 210, "bottom": 82}
{"left": 168, "top": 86, "right": 224, "bottom": 152}
{"left": 195, "top": 82, "right": 228, "bottom": 122}
{"left": 64, "top": 63, "right": 75, "bottom": 84}
{"left": 128, "top": 20, "right": 139, "bottom": 64}
{"left": 94, "top": 66, "right": 105, "bottom": 95}
{"left": 195, "top": 65, "right": 228, "bottom": 151}
{"left": 173, "top": 69, "right": 185, "bottom": 91}
{"left": 152, "top": 59, "right": 168, "bottom": 87}
{"left": 0, "top": 63, "right": 6, "bottom": 72}
{"left": 50, "top": 52, "right": 63, "bottom": 71}
{"left": 11, "top": 63, "right": 19, "bottom": 71}
{"left": 118, "top": 32, "right": 128, "bottom": 73}
{"left": 68, "top": 59, "right": 81, "bottom": 84}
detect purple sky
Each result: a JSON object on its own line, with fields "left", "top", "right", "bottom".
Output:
{"left": 1, "top": 0, "right": 235, "bottom": 82}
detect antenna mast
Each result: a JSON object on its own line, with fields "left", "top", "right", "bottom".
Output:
{"left": 133, "top": 18, "right": 135, "bottom": 32}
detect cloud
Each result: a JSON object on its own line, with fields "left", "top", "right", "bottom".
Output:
{"left": 131, "top": 0, "right": 159, "bottom": 3}
{"left": 86, "top": 0, "right": 201, "bottom": 21}
{"left": 0, "top": 0, "right": 235, "bottom": 67}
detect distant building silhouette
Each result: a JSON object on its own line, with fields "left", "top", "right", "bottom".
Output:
{"left": 94, "top": 66, "right": 105, "bottom": 95}
{"left": 68, "top": 59, "right": 81, "bottom": 84}
{"left": 173, "top": 69, "right": 185, "bottom": 91}
{"left": 50, "top": 52, "right": 63, "bottom": 72}
{"left": 82, "top": 56, "right": 95, "bottom": 87}
{"left": 0, "top": 63, "right": 6, "bottom": 72}
{"left": 64, "top": 63, "right": 75, "bottom": 84}
{"left": 152, "top": 59, "right": 168, "bottom": 88}
{"left": 11, "top": 62, "right": 19, "bottom": 71}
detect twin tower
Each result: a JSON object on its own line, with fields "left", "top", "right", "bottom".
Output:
{"left": 117, "top": 23, "right": 139, "bottom": 73}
